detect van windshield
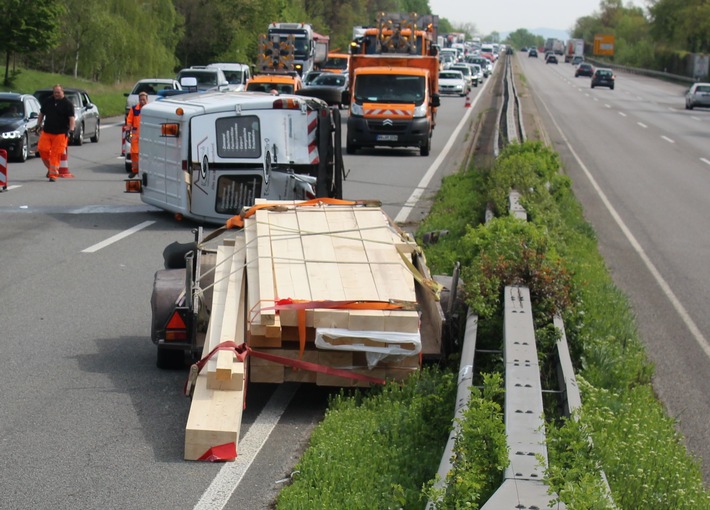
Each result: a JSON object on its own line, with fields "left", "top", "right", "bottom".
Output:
{"left": 354, "top": 75, "right": 425, "bottom": 104}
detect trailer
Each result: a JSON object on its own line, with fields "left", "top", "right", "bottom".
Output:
{"left": 150, "top": 199, "right": 448, "bottom": 460}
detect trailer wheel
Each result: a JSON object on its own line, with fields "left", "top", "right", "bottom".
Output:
{"left": 157, "top": 347, "right": 185, "bottom": 369}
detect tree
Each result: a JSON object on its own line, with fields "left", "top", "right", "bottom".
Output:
{"left": 0, "top": 0, "right": 65, "bottom": 85}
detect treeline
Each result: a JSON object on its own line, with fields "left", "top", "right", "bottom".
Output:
{"left": 0, "top": 0, "right": 443, "bottom": 85}
{"left": 569, "top": 0, "right": 709, "bottom": 76}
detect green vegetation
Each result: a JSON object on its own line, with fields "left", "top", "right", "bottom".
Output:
{"left": 275, "top": 142, "right": 710, "bottom": 508}
{"left": 0, "top": 66, "right": 132, "bottom": 118}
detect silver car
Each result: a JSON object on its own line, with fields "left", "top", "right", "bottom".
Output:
{"left": 34, "top": 87, "right": 100, "bottom": 146}
{"left": 685, "top": 83, "right": 710, "bottom": 110}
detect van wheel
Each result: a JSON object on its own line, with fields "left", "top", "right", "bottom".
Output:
{"left": 420, "top": 136, "right": 431, "bottom": 156}
{"left": 346, "top": 142, "right": 357, "bottom": 155}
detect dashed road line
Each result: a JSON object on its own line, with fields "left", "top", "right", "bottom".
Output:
{"left": 81, "top": 220, "right": 155, "bottom": 253}
{"left": 637, "top": 122, "right": 648, "bottom": 128}
{"left": 661, "top": 135, "right": 675, "bottom": 144}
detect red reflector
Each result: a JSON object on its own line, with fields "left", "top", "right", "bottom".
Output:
{"left": 165, "top": 331, "right": 188, "bottom": 341}
{"left": 166, "top": 312, "right": 187, "bottom": 330}
{"left": 273, "top": 98, "right": 300, "bottom": 109}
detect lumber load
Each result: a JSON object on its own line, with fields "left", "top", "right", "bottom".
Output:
{"left": 243, "top": 200, "right": 440, "bottom": 385}
{"left": 185, "top": 236, "right": 247, "bottom": 461}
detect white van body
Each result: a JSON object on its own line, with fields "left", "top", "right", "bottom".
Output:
{"left": 138, "top": 90, "right": 330, "bottom": 224}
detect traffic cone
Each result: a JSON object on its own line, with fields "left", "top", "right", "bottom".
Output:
{"left": 0, "top": 148, "right": 7, "bottom": 191}
{"left": 465, "top": 93, "right": 471, "bottom": 108}
{"left": 58, "top": 148, "right": 75, "bottom": 178}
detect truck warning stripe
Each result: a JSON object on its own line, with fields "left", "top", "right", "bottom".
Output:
{"left": 307, "top": 110, "right": 319, "bottom": 165}
{"left": 364, "top": 108, "right": 412, "bottom": 117}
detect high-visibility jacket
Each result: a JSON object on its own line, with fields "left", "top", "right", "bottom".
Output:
{"left": 125, "top": 104, "right": 143, "bottom": 154}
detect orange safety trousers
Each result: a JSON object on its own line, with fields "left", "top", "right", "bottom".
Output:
{"left": 38, "top": 132, "right": 69, "bottom": 178}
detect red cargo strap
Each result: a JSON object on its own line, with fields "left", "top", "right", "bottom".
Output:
{"left": 184, "top": 340, "right": 387, "bottom": 397}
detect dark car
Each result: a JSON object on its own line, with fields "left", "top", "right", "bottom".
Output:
{"left": 575, "top": 62, "right": 594, "bottom": 78}
{"left": 528, "top": 48, "right": 538, "bottom": 58}
{"left": 0, "top": 93, "right": 41, "bottom": 162}
{"left": 546, "top": 54, "right": 558, "bottom": 64}
{"left": 591, "top": 68, "right": 615, "bottom": 89}
{"left": 34, "top": 87, "right": 100, "bottom": 145}
{"left": 300, "top": 72, "right": 350, "bottom": 108}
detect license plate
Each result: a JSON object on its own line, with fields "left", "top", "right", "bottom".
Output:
{"left": 376, "top": 134, "right": 398, "bottom": 141}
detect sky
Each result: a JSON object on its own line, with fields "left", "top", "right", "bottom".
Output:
{"left": 428, "top": 0, "right": 647, "bottom": 38}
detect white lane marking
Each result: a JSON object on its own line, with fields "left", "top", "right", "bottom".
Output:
{"left": 394, "top": 87, "right": 485, "bottom": 224}
{"left": 691, "top": 116, "right": 701, "bottom": 121}
{"left": 81, "top": 220, "right": 154, "bottom": 252}
{"left": 637, "top": 122, "right": 648, "bottom": 128}
{"left": 618, "top": 112, "right": 627, "bottom": 117}
{"left": 605, "top": 104, "right": 611, "bottom": 108}
{"left": 3, "top": 185, "right": 22, "bottom": 191}
{"left": 701, "top": 158, "right": 710, "bottom": 166}
{"left": 193, "top": 383, "right": 299, "bottom": 510}
{"left": 537, "top": 92, "right": 710, "bottom": 360}
{"left": 661, "top": 135, "right": 675, "bottom": 144}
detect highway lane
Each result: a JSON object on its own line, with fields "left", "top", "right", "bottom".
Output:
{"left": 518, "top": 53, "right": 710, "bottom": 483}
{"left": 0, "top": 78, "right": 490, "bottom": 510}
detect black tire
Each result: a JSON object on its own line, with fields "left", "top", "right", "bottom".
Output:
{"left": 90, "top": 120, "right": 100, "bottom": 143}
{"left": 73, "top": 124, "right": 83, "bottom": 146}
{"left": 610, "top": 85, "right": 614, "bottom": 90}
{"left": 346, "top": 141, "right": 357, "bottom": 155}
{"left": 156, "top": 347, "right": 185, "bottom": 369}
{"left": 14, "top": 133, "right": 28, "bottom": 162}
{"left": 420, "top": 135, "right": 431, "bottom": 156}
{"left": 687, "top": 103, "right": 693, "bottom": 110}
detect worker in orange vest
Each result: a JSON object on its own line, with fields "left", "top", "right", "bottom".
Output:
{"left": 36, "top": 84, "right": 75, "bottom": 182}
{"left": 125, "top": 91, "right": 148, "bottom": 177}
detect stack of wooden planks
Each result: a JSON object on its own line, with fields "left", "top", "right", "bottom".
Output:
{"left": 184, "top": 200, "right": 442, "bottom": 460}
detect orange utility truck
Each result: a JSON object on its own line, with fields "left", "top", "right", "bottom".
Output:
{"left": 346, "top": 12, "right": 441, "bottom": 156}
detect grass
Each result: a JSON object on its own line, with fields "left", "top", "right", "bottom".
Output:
{"left": 1, "top": 66, "right": 135, "bottom": 118}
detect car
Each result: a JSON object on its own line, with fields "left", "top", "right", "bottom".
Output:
{"left": 575, "top": 62, "right": 594, "bottom": 78}
{"left": 205, "top": 63, "right": 251, "bottom": 90}
{"left": 469, "top": 63, "right": 484, "bottom": 84}
{"left": 438, "top": 70, "right": 469, "bottom": 96}
{"left": 546, "top": 54, "right": 558, "bottom": 64}
{"left": 175, "top": 67, "right": 229, "bottom": 92}
{"left": 303, "top": 70, "right": 324, "bottom": 86}
{"left": 124, "top": 78, "right": 181, "bottom": 116}
{"left": 591, "top": 68, "right": 615, "bottom": 89}
{"left": 685, "top": 82, "right": 710, "bottom": 110}
{"left": 571, "top": 56, "right": 584, "bottom": 66}
{"left": 33, "top": 87, "right": 100, "bottom": 146}
{"left": 528, "top": 48, "right": 538, "bottom": 58}
{"left": 466, "top": 56, "right": 492, "bottom": 77}
{"left": 450, "top": 64, "right": 477, "bottom": 88}
{"left": 300, "top": 72, "right": 349, "bottom": 107}
{"left": 0, "top": 93, "right": 41, "bottom": 162}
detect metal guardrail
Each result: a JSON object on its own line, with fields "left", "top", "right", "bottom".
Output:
{"left": 585, "top": 58, "right": 697, "bottom": 87}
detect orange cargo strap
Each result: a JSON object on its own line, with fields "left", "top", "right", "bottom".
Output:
{"left": 225, "top": 198, "right": 382, "bottom": 230}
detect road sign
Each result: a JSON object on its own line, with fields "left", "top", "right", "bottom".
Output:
{"left": 593, "top": 34, "right": 615, "bottom": 56}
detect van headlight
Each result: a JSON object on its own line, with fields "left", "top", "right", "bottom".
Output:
{"left": 350, "top": 102, "right": 364, "bottom": 116}
{"left": 413, "top": 103, "right": 427, "bottom": 118}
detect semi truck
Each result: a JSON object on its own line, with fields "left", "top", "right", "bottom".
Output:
{"left": 266, "top": 22, "right": 327, "bottom": 77}
{"left": 346, "top": 12, "right": 441, "bottom": 156}
{"left": 565, "top": 38, "right": 584, "bottom": 63}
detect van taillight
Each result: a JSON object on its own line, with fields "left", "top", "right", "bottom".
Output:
{"left": 161, "top": 123, "right": 180, "bottom": 137}
{"left": 273, "top": 98, "right": 300, "bottom": 109}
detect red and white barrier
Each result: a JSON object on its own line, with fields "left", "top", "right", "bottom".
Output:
{"left": 0, "top": 148, "right": 7, "bottom": 191}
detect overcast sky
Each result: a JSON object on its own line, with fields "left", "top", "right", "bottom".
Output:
{"left": 428, "top": 0, "right": 647, "bottom": 37}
